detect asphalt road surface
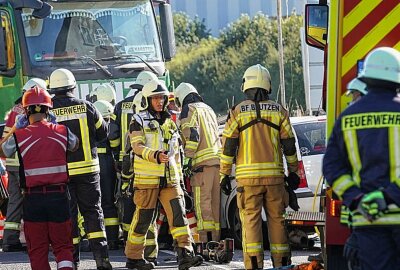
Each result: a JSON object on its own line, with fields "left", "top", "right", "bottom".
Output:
{"left": 0, "top": 246, "right": 322, "bottom": 270}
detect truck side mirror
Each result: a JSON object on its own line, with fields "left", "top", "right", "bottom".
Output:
{"left": 0, "top": 23, "right": 7, "bottom": 71}
{"left": 305, "top": 4, "right": 328, "bottom": 50}
{"left": 159, "top": 3, "right": 176, "bottom": 61}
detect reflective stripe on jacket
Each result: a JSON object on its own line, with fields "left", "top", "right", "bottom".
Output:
{"left": 52, "top": 93, "right": 108, "bottom": 176}
{"left": 323, "top": 89, "right": 400, "bottom": 227}
{"left": 130, "top": 110, "right": 182, "bottom": 188}
{"left": 14, "top": 120, "right": 68, "bottom": 187}
{"left": 220, "top": 99, "right": 298, "bottom": 184}
{"left": 179, "top": 102, "right": 220, "bottom": 168}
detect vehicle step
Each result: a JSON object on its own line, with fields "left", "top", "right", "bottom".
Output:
{"left": 285, "top": 211, "right": 325, "bottom": 222}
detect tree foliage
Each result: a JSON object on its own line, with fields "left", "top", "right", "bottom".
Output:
{"left": 167, "top": 13, "right": 305, "bottom": 115}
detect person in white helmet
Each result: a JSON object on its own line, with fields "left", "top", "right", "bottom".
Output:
{"left": 1, "top": 78, "right": 47, "bottom": 252}
{"left": 49, "top": 68, "right": 112, "bottom": 270}
{"left": 125, "top": 80, "right": 203, "bottom": 270}
{"left": 108, "top": 71, "right": 160, "bottom": 263}
{"left": 220, "top": 64, "right": 298, "bottom": 269}
{"left": 323, "top": 47, "right": 400, "bottom": 270}
{"left": 174, "top": 82, "right": 221, "bottom": 243}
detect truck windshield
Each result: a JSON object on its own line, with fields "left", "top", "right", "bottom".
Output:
{"left": 21, "top": 0, "right": 162, "bottom": 68}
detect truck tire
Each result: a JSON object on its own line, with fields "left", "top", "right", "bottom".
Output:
{"left": 228, "top": 198, "right": 269, "bottom": 250}
{"left": 325, "top": 245, "right": 349, "bottom": 270}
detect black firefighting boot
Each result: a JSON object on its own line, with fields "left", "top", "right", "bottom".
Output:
{"left": 125, "top": 258, "right": 155, "bottom": 270}
{"left": 95, "top": 257, "right": 113, "bottom": 270}
{"left": 177, "top": 247, "right": 204, "bottom": 270}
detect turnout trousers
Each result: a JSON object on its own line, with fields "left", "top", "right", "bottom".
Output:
{"left": 121, "top": 192, "right": 159, "bottom": 260}
{"left": 68, "top": 174, "right": 109, "bottom": 264}
{"left": 2, "top": 171, "right": 23, "bottom": 246}
{"left": 354, "top": 226, "right": 400, "bottom": 270}
{"left": 191, "top": 165, "right": 220, "bottom": 242}
{"left": 125, "top": 186, "right": 192, "bottom": 260}
{"left": 23, "top": 186, "right": 74, "bottom": 270}
{"left": 98, "top": 153, "right": 119, "bottom": 245}
{"left": 236, "top": 182, "right": 290, "bottom": 269}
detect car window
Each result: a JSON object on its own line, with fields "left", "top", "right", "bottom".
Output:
{"left": 293, "top": 121, "right": 326, "bottom": 156}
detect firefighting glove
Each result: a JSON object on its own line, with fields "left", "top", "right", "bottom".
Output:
{"left": 343, "top": 233, "right": 361, "bottom": 270}
{"left": 48, "top": 112, "right": 57, "bottom": 124}
{"left": 284, "top": 172, "right": 300, "bottom": 190}
{"left": 183, "top": 158, "right": 193, "bottom": 178}
{"left": 15, "top": 114, "right": 29, "bottom": 129}
{"left": 220, "top": 174, "right": 232, "bottom": 195}
{"left": 0, "top": 159, "right": 6, "bottom": 176}
{"left": 285, "top": 183, "right": 300, "bottom": 211}
{"left": 357, "top": 190, "right": 387, "bottom": 221}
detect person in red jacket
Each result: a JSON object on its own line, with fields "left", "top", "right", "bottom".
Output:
{"left": 0, "top": 86, "right": 79, "bottom": 270}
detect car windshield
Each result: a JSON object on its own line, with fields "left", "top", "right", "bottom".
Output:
{"left": 293, "top": 121, "right": 326, "bottom": 156}
{"left": 21, "top": 0, "right": 162, "bottom": 68}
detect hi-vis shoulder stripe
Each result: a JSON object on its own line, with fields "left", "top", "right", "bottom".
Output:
{"left": 52, "top": 105, "right": 87, "bottom": 122}
{"left": 340, "top": 1, "right": 400, "bottom": 94}
{"left": 342, "top": 113, "right": 400, "bottom": 130}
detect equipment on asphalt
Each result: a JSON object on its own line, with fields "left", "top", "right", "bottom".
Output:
{"left": 194, "top": 238, "right": 234, "bottom": 264}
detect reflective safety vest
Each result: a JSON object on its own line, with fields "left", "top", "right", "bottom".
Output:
{"left": 131, "top": 111, "right": 182, "bottom": 188}
{"left": 14, "top": 120, "right": 68, "bottom": 187}
{"left": 179, "top": 102, "right": 220, "bottom": 169}
{"left": 52, "top": 93, "right": 108, "bottom": 176}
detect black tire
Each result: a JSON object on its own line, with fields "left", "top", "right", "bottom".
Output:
{"left": 228, "top": 199, "right": 269, "bottom": 250}
{"left": 325, "top": 245, "right": 349, "bottom": 270}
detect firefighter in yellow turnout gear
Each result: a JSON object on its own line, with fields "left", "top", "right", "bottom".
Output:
{"left": 125, "top": 80, "right": 203, "bottom": 270}
{"left": 220, "top": 64, "right": 298, "bottom": 269}
{"left": 174, "top": 82, "right": 221, "bottom": 243}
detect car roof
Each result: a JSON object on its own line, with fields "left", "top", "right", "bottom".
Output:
{"left": 290, "top": 115, "right": 326, "bottom": 125}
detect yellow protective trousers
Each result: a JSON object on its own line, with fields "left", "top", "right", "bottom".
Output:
{"left": 236, "top": 182, "right": 290, "bottom": 269}
{"left": 192, "top": 165, "right": 221, "bottom": 242}
{"left": 125, "top": 186, "right": 193, "bottom": 259}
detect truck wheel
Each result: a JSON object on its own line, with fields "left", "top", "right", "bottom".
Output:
{"left": 325, "top": 245, "right": 349, "bottom": 270}
{"left": 228, "top": 199, "right": 269, "bottom": 250}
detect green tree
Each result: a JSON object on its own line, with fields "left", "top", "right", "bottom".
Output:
{"left": 168, "top": 13, "right": 305, "bottom": 115}
{"left": 172, "top": 12, "right": 212, "bottom": 48}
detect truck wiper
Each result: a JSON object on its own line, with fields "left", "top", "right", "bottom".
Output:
{"left": 97, "top": 54, "right": 158, "bottom": 75}
{"left": 80, "top": 56, "right": 113, "bottom": 78}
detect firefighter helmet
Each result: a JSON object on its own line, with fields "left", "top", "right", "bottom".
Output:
{"left": 88, "top": 84, "right": 116, "bottom": 105}
{"left": 359, "top": 47, "right": 400, "bottom": 84}
{"left": 346, "top": 78, "right": 368, "bottom": 96}
{"left": 174, "top": 82, "right": 198, "bottom": 107}
{"left": 49, "top": 68, "right": 76, "bottom": 91}
{"left": 133, "top": 92, "right": 144, "bottom": 113}
{"left": 22, "top": 86, "right": 53, "bottom": 108}
{"left": 130, "top": 71, "right": 158, "bottom": 89}
{"left": 23, "top": 78, "right": 47, "bottom": 92}
{"left": 141, "top": 80, "right": 169, "bottom": 110}
{"left": 241, "top": 64, "right": 272, "bottom": 93}
{"left": 93, "top": 100, "right": 114, "bottom": 118}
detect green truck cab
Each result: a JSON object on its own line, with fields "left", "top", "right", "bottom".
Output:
{"left": 0, "top": 0, "right": 175, "bottom": 130}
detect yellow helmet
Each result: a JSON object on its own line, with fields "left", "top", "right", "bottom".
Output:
{"left": 241, "top": 64, "right": 271, "bottom": 93}
{"left": 88, "top": 84, "right": 116, "bottom": 105}
{"left": 174, "top": 82, "right": 198, "bottom": 107}
{"left": 49, "top": 68, "right": 76, "bottom": 91}
{"left": 93, "top": 100, "right": 114, "bottom": 118}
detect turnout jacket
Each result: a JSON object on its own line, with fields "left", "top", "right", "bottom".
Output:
{"left": 109, "top": 95, "right": 135, "bottom": 163}
{"left": 129, "top": 110, "right": 183, "bottom": 188}
{"left": 220, "top": 99, "right": 298, "bottom": 185}
{"left": 323, "top": 89, "right": 400, "bottom": 227}
{"left": 179, "top": 101, "right": 220, "bottom": 169}
{"left": 51, "top": 92, "right": 108, "bottom": 176}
